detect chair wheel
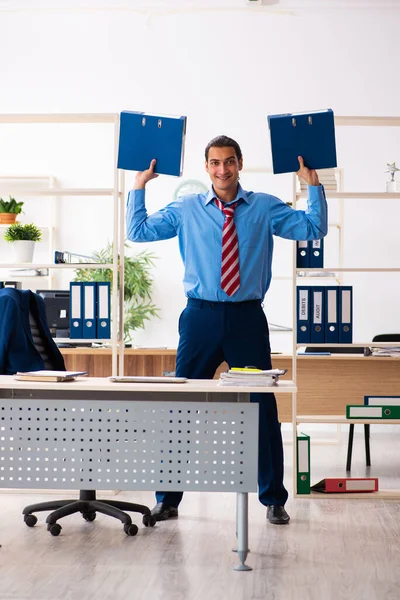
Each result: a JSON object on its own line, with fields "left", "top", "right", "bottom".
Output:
{"left": 82, "top": 512, "right": 96, "bottom": 522}
{"left": 47, "top": 523, "right": 62, "bottom": 536}
{"left": 24, "top": 514, "right": 38, "bottom": 527}
{"left": 142, "top": 514, "right": 156, "bottom": 527}
{"left": 124, "top": 523, "right": 138, "bottom": 536}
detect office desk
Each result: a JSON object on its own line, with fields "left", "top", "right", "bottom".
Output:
{"left": 60, "top": 349, "right": 400, "bottom": 422}
{"left": 0, "top": 376, "right": 296, "bottom": 571}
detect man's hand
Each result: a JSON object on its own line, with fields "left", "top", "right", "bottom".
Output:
{"left": 296, "top": 156, "right": 320, "bottom": 186}
{"left": 134, "top": 159, "right": 159, "bottom": 189}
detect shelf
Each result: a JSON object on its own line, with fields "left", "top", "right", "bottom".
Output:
{"left": 0, "top": 188, "right": 121, "bottom": 197}
{"left": 0, "top": 263, "right": 114, "bottom": 269}
{"left": 296, "top": 490, "right": 400, "bottom": 500}
{"left": 0, "top": 224, "right": 50, "bottom": 230}
{"left": 0, "top": 113, "right": 118, "bottom": 124}
{"left": 296, "top": 342, "right": 400, "bottom": 347}
{"left": 296, "top": 268, "right": 400, "bottom": 273}
{"left": 296, "top": 415, "right": 400, "bottom": 425}
{"left": 297, "top": 192, "right": 400, "bottom": 199}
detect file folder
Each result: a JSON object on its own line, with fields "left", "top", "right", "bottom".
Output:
{"left": 325, "top": 287, "right": 339, "bottom": 344}
{"left": 267, "top": 108, "right": 337, "bottom": 174}
{"left": 311, "top": 478, "right": 378, "bottom": 493}
{"left": 364, "top": 395, "right": 400, "bottom": 406}
{"left": 82, "top": 282, "right": 97, "bottom": 339}
{"left": 96, "top": 281, "right": 111, "bottom": 339}
{"left": 346, "top": 405, "right": 400, "bottom": 419}
{"left": 117, "top": 111, "right": 187, "bottom": 176}
{"left": 311, "top": 286, "right": 325, "bottom": 344}
{"left": 296, "top": 240, "right": 309, "bottom": 268}
{"left": 309, "top": 238, "right": 324, "bottom": 269}
{"left": 297, "top": 286, "right": 311, "bottom": 343}
{"left": 338, "top": 286, "right": 353, "bottom": 343}
{"left": 69, "top": 282, "right": 83, "bottom": 339}
{"left": 296, "top": 433, "right": 310, "bottom": 494}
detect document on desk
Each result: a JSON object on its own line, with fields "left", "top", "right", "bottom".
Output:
{"left": 15, "top": 370, "right": 88, "bottom": 382}
{"left": 109, "top": 376, "right": 187, "bottom": 384}
{"left": 218, "top": 368, "right": 287, "bottom": 387}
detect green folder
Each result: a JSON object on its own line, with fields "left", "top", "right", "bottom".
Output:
{"left": 296, "top": 432, "right": 310, "bottom": 494}
{"left": 346, "top": 405, "right": 400, "bottom": 419}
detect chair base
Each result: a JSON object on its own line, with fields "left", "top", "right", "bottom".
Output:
{"left": 23, "top": 490, "right": 156, "bottom": 535}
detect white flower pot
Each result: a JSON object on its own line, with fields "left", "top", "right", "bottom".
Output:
{"left": 11, "top": 240, "right": 35, "bottom": 263}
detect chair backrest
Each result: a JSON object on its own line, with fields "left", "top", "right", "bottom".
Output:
{"left": 372, "top": 334, "right": 400, "bottom": 342}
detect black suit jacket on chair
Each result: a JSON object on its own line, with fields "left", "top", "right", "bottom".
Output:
{"left": 0, "top": 288, "right": 65, "bottom": 375}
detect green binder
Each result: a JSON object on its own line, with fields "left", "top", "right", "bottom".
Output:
{"left": 346, "top": 405, "right": 400, "bottom": 419}
{"left": 296, "top": 432, "right": 310, "bottom": 494}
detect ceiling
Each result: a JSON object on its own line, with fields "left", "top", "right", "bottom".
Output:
{"left": 1, "top": 0, "right": 400, "bottom": 10}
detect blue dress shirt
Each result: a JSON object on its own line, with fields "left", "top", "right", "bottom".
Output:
{"left": 126, "top": 184, "right": 328, "bottom": 302}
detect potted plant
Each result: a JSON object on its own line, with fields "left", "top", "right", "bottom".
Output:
{"left": 0, "top": 196, "right": 24, "bottom": 224}
{"left": 4, "top": 222, "right": 43, "bottom": 263}
{"left": 74, "top": 242, "right": 159, "bottom": 344}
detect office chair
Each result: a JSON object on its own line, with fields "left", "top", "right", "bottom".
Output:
{"left": 0, "top": 288, "right": 155, "bottom": 536}
{"left": 345, "top": 334, "right": 400, "bottom": 472}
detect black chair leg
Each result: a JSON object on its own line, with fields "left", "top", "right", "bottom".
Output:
{"left": 364, "top": 424, "right": 371, "bottom": 466}
{"left": 346, "top": 424, "right": 355, "bottom": 471}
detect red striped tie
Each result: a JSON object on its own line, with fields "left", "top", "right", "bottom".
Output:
{"left": 215, "top": 199, "right": 240, "bottom": 297}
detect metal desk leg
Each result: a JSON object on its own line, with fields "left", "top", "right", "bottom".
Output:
{"left": 233, "top": 492, "right": 252, "bottom": 571}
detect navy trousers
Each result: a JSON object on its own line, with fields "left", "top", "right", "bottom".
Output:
{"left": 156, "top": 298, "right": 288, "bottom": 508}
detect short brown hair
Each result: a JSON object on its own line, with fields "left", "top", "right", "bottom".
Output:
{"left": 205, "top": 135, "right": 243, "bottom": 162}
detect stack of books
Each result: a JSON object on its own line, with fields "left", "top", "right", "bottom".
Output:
{"left": 299, "top": 168, "right": 338, "bottom": 192}
{"left": 218, "top": 368, "right": 287, "bottom": 387}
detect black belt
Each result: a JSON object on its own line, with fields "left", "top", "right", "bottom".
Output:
{"left": 187, "top": 298, "right": 262, "bottom": 308}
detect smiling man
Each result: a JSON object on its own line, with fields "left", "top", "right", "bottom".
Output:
{"left": 126, "top": 134, "right": 327, "bottom": 525}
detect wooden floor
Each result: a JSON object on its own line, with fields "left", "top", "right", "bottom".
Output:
{"left": 1, "top": 429, "right": 400, "bottom": 600}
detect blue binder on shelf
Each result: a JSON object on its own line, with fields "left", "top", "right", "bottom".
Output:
{"left": 297, "top": 286, "right": 311, "bottom": 344}
{"left": 339, "top": 286, "right": 353, "bottom": 343}
{"left": 311, "top": 286, "right": 325, "bottom": 344}
{"left": 325, "top": 287, "right": 339, "bottom": 344}
{"left": 69, "top": 282, "right": 83, "bottom": 339}
{"left": 82, "top": 282, "right": 97, "bottom": 339}
{"left": 296, "top": 241, "right": 309, "bottom": 268}
{"left": 96, "top": 281, "right": 111, "bottom": 339}
{"left": 117, "top": 111, "right": 187, "bottom": 176}
{"left": 309, "top": 238, "right": 324, "bottom": 269}
{"left": 267, "top": 108, "right": 337, "bottom": 174}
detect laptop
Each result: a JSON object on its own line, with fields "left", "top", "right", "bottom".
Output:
{"left": 109, "top": 376, "right": 187, "bottom": 384}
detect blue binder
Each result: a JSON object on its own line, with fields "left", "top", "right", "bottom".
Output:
{"left": 297, "top": 286, "right": 311, "bottom": 344}
{"left": 117, "top": 111, "right": 187, "bottom": 176}
{"left": 309, "top": 238, "right": 324, "bottom": 269}
{"left": 311, "top": 286, "right": 325, "bottom": 344}
{"left": 338, "top": 286, "right": 353, "bottom": 343}
{"left": 69, "top": 282, "right": 83, "bottom": 339}
{"left": 325, "top": 287, "right": 339, "bottom": 344}
{"left": 296, "top": 241, "right": 309, "bottom": 268}
{"left": 267, "top": 108, "right": 337, "bottom": 174}
{"left": 96, "top": 281, "right": 111, "bottom": 339}
{"left": 82, "top": 282, "right": 97, "bottom": 339}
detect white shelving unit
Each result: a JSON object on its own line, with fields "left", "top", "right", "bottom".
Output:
{"left": 292, "top": 115, "right": 400, "bottom": 499}
{"left": 0, "top": 114, "right": 123, "bottom": 375}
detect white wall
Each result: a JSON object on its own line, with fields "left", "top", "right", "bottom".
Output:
{"left": 1, "top": 2, "right": 399, "bottom": 349}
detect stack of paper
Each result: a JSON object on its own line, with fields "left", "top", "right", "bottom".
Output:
{"left": 14, "top": 370, "right": 88, "bottom": 382}
{"left": 218, "top": 368, "right": 287, "bottom": 387}
{"left": 299, "top": 168, "right": 338, "bottom": 192}
{"left": 370, "top": 346, "right": 400, "bottom": 357}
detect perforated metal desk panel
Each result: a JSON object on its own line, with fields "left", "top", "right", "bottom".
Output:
{"left": 0, "top": 377, "right": 296, "bottom": 570}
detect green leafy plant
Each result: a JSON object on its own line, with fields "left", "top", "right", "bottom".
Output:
{"left": 4, "top": 222, "right": 43, "bottom": 242}
{"left": 0, "top": 196, "right": 24, "bottom": 214}
{"left": 74, "top": 242, "right": 159, "bottom": 343}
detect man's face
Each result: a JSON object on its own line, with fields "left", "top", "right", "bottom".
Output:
{"left": 205, "top": 146, "right": 243, "bottom": 196}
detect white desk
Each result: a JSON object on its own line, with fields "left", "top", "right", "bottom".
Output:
{"left": 0, "top": 376, "right": 296, "bottom": 571}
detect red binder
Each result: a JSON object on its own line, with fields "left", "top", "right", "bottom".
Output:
{"left": 311, "top": 478, "right": 378, "bottom": 493}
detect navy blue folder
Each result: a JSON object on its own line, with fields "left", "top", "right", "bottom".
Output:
{"left": 117, "top": 111, "right": 187, "bottom": 176}
{"left": 297, "top": 286, "right": 311, "bottom": 344}
{"left": 309, "top": 238, "right": 324, "bottom": 269}
{"left": 267, "top": 108, "right": 337, "bottom": 174}
{"left": 338, "top": 286, "right": 353, "bottom": 344}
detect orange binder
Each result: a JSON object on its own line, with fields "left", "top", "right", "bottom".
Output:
{"left": 311, "top": 478, "right": 378, "bottom": 493}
